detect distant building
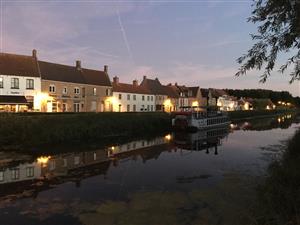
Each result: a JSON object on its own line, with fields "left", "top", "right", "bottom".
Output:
{"left": 0, "top": 50, "right": 113, "bottom": 112}
{"left": 140, "top": 76, "right": 171, "bottom": 112}
{"left": 111, "top": 76, "right": 155, "bottom": 112}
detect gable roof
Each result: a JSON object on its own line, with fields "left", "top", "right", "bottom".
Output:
{"left": 0, "top": 53, "right": 40, "bottom": 77}
{"left": 112, "top": 82, "right": 151, "bottom": 94}
{"left": 39, "top": 61, "right": 111, "bottom": 86}
{"left": 163, "top": 85, "right": 179, "bottom": 98}
{"left": 140, "top": 78, "right": 167, "bottom": 95}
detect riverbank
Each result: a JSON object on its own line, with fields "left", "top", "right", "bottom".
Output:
{"left": 228, "top": 108, "right": 299, "bottom": 121}
{"left": 0, "top": 112, "right": 171, "bottom": 150}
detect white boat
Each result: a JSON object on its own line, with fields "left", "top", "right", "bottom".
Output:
{"left": 172, "top": 107, "right": 230, "bottom": 131}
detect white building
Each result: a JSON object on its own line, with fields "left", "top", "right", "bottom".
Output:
{"left": 217, "top": 95, "right": 238, "bottom": 111}
{"left": 111, "top": 76, "right": 155, "bottom": 112}
{"left": 0, "top": 50, "right": 42, "bottom": 112}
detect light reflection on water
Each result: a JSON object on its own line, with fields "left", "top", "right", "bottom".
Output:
{"left": 0, "top": 114, "right": 299, "bottom": 224}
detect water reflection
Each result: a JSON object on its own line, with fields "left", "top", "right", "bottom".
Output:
{"left": 0, "top": 114, "right": 298, "bottom": 224}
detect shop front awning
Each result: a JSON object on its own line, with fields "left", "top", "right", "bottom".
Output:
{"left": 0, "top": 96, "right": 29, "bottom": 105}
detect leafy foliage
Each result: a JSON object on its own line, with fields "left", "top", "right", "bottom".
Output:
{"left": 236, "top": 0, "right": 300, "bottom": 83}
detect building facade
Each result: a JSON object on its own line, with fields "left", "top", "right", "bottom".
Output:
{"left": 0, "top": 50, "right": 42, "bottom": 112}
{"left": 112, "top": 77, "right": 155, "bottom": 112}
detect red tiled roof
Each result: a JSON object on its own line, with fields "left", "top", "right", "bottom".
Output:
{"left": 112, "top": 82, "right": 151, "bottom": 94}
{"left": 0, "top": 53, "right": 40, "bottom": 77}
{"left": 163, "top": 85, "right": 179, "bottom": 98}
{"left": 81, "top": 68, "right": 111, "bottom": 87}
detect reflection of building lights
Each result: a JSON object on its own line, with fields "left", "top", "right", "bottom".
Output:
{"left": 273, "top": 105, "right": 276, "bottom": 109}
{"left": 192, "top": 101, "right": 199, "bottom": 107}
{"left": 230, "top": 123, "right": 236, "bottom": 129}
{"left": 37, "top": 156, "right": 51, "bottom": 167}
{"left": 278, "top": 101, "right": 282, "bottom": 104}
{"left": 266, "top": 105, "right": 270, "bottom": 110}
{"left": 217, "top": 102, "right": 222, "bottom": 107}
{"left": 278, "top": 118, "right": 281, "bottom": 123}
{"left": 164, "top": 134, "right": 172, "bottom": 141}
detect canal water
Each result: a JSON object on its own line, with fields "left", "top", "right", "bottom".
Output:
{"left": 0, "top": 114, "right": 299, "bottom": 225}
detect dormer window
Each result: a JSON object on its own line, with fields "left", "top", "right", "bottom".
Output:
{"left": 49, "top": 85, "right": 56, "bottom": 93}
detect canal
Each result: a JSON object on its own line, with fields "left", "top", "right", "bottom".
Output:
{"left": 0, "top": 114, "right": 299, "bottom": 225}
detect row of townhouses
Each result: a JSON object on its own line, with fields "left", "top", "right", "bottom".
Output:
{"left": 0, "top": 50, "right": 254, "bottom": 113}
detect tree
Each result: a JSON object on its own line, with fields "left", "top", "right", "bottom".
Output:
{"left": 236, "top": 0, "right": 300, "bottom": 83}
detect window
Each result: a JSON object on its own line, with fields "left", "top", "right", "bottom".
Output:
{"left": 141, "top": 105, "right": 144, "bottom": 111}
{"left": 0, "top": 77, "right": 3, "bottom": 88}
{"left": 93, "top": 88, "right": 97, "bottom": 96}
{"left": 49, "top": 161, "right": 55, "bottom": 171}
{"left": 151, "top": 96, "right": 153, "bottom": 101}
{"left": 0, "top": 171, "right": 4, "bottom": 182}
{"left": 74, "top": 87, "right": 80, "bottom": 94}
{"left": 49, "top": 85, "right": 56, "bottom": 93}
{"left": 147, "top": 96, "right": 150, "bottom": 101}
{"left": 151, "top": 105, "right": 154, "bottom": 111}
{"left": 127, "top": 104, "right": 130, "bottom": 112}
{"left": 127, "top": 94, "right": 130, "bottom": 100}
{"left": 106, "top": 89, "right": 110, "bottom": 96}
{"left": 11, "top": 168, "right": 19, "bottom": 180}
{"left": 118, "top": 94, "right": 122, "bottom": 100}
{"left": 93, "top": 152, "right": 97, "bottom": 161}
{"left": 11, "top": 78, "right": 19, "bottom": 89}
{"left": 133, "top": 104, "right": 136, "bottom": 112}
{"left": 118, "top": 104, "right": 122, "bottom": 112}
{"left": 26, "top": 167, "right": 34, "bottom": 177}
{"left": 74, "top": 103, "right": 80, "bottom": 112}
{"left": 26, "top": 79, "right": 34, "bottom": 89}
{"left": 142, "top": 95, "right": 145, "bottom": 101}
{"left": 133, "top": 95, "right": 136, "bottom": 100}
{"left": 63, "top": 159, "right": 67, "bottom": 167}
{"left": 62, "top": 87, "right": 67, "bottom": 94}
{"left": 147, "top": 105, "right": 150, "bottom": 111}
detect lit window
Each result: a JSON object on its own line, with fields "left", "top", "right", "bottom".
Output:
{"left": 49, "top": 85, "right": 56, "bottom": 93}
{"left": 26, "top": 79, "right": 34, "bottom": 89}
{"left": 93, "top": 88, "right": 97, "bottom": 96}
{"left": 74, "top": 87, "right": 80, "bottom": 94}
{"left": 0, "top": 77, "right": 4, "bottom": 88}
{"left": 11, "top": 78, "right": 19, "bottom": 89}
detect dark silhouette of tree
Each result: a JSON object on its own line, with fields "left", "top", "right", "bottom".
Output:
{"left": 236, "top": 0, "right": 300, "bottom": 83}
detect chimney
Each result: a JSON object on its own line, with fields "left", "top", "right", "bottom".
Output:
{"left": 133, "top": 79, "right": 138, "bottom": 86}
{"left": 104, "top": 65, "right": 108, "bottom": 73}
{"left": 143, "top": 75, "right": 147, "bottom": 80}
{"left": 175, "top": 82, "right": 178, "bottom": 86}
{"left": 113, "top": 76, "right": 119, "bottom": 84}
{"left": 76, "top": 60, "right": 81, "bottom": 70}
{"left": 32, "top": 49, "right": 37, "bottom": 58}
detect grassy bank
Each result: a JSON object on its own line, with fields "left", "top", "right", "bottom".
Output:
{"left": 228, "top": 109, "right": 298, "bottom": 121}
{"left": 254, "top": 128, "right": 300, "bottom": 225}
{"left": 0, "top": 112, "right": 171, "bottom": 150}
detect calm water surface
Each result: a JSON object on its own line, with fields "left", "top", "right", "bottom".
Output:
{"left": 0, "top": 115, "right": 299, "bottom": 225}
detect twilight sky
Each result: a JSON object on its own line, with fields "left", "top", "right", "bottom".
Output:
{"left": 1, "top": 0, "right": 299, "bottom": 96}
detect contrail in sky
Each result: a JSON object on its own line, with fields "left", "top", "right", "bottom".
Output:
{"left": 115, "top": 3, "right": 134, "bottom": 63}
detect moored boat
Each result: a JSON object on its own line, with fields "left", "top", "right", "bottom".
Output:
{"left": 172, "top": 106, "right": 230, "bottom": 131}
